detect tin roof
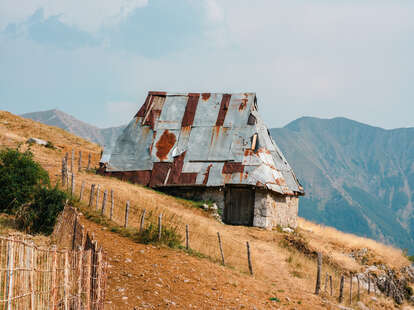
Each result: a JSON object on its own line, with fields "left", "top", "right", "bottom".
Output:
{"left": 103, "top": 91, "right": 304, "bottom": 196}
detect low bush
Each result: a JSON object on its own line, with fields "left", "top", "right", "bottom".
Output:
{"left": 0, "top": 148, "right": 67, "bottom": 235}
{"left": 15, "top": 186, "right": 67, "bottom": 235}
{"left": 139, "top": 222, "right": 182, "bottom": 248}
{"left": 0, "top": 148, "right": 49, "bottom": 213}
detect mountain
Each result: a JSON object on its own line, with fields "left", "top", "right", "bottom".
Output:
{"left": 271, "top": 117, "right": 414, "bottom": 252}
{"left": 21, "top": 109, "right": 125, "bottom": 149}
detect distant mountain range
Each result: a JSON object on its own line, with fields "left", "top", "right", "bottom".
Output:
{"left": 21, "top": 109, "right": 125, "bottom": 148}
{"left": 271, "top": 117, "right": 414, "bottom": 252}
{"left": 21, "top": 109, "right": 414, "bottom": 252}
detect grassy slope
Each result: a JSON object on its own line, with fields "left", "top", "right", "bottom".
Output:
{"left": 2, "top": 110, "right": 411, "bottom": 309}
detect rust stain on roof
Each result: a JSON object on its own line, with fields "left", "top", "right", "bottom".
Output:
{"left": 222, "top": 162, "right": 244, "bottom": 174}
{"left": 155, "top": 130, "right": 176, "bottom": 161}
{"left": 201, "top": 93, "right": 211, "bottom": 101}
{"left": 203, "top": 164, "right": 213, "bottom": 185}
{"left": 239, "top": 98, "right": 248, "bottom": 111}
{"left": 178, "top": 173, "right": 198, "bottom": 185}
{"left": 168, "top": 151, "right": 186, "bottom": 184}
{"left": 136, "top": 95, "right": 152, "bottom": 118}
{"left": 181, "top": 94, "right": 199, "bottom": 127}
{"left": 216, "top": 94, "right": 231, "bottom": 126}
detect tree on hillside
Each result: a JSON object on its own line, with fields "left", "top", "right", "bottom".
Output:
{"left": 0, "top": 148, "right": 49, "bottom": 213}
{"left": 0, "top": 148, "right": 67, "bottom": 234}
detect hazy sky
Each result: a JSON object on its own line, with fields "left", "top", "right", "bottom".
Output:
{"left": 1, "top": 0, "right": 413, "bottom": 129}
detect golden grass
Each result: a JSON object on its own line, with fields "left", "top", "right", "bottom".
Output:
{"left": 1, "top": 110, "right": 412, "bottom": 309}
{"left": 298, "top": 218, "right": 410, "bottom": 270}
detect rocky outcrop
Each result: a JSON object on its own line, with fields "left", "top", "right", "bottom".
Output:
{"left": 357, "top": 266, "right": 414, "bottom": 305}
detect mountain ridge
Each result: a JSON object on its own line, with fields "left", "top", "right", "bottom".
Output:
{"left": 21, "top": 109, "right": 125, "bottom": 148}
{"left": 271, "top": 116, "right": 414, "bottom": 252}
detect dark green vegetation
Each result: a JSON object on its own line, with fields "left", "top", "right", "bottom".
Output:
{"left": 271, "top": 117, "right": 414, "bottom": 253}
{"left": 0, "top": 148, "right": 49, "bottom": 212}
{"left": 0, "top": 148, "right": 67, "bottom": 234}
{"left": 15, "top": 187, "right": 67, "bottom": 235}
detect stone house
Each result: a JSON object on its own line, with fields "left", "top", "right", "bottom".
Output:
{"left": 100, "top": 91, "right": 304, "bottom": 229}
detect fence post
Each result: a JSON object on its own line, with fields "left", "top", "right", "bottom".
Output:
{"left": 368, "top": 275, "right": 371, "bottom": 294}
{"left": 185, "top": 224, "right": 189, "bottom": 250}
{"left": 101, "top": 189, "right": 108, "bottom": 215}
{"left": 71, "top": 149, "right": 74, "bottom": 172}
{"left": 89, "top": 184, "right": 95, "bottom": 207}
{"left": 64, "top": 251, "right": 69, "bottom": 310}
{"left": 357, "top": 275, "right": 360, "bottom": 301}
{"left": 139, "top": 209, "right": 146, "bottom": 233}
{"left": 77, "top": 246, "right": 83, "bottom": 310}
{"left": 339, "top": 275, "right": 344, "bottom": 303}
{"left": 80, "top": 181, "right": 85, "bottom": 201}
{"left": 324, "top": 273, "right": 328, "bottom": 293}
{"left": 85, "top": 249, "right": 92, "bottom": 310}
{"left": 87, "top": 153, "right": 91, "bottom": 171}
{"left": 158, "top": 214, "right": 163, "bottom": 241}
{"left": 6, "top": 240, "right": 15, "bottom": 310}
{"left": 315, "top": 252, "right": 322, "bottom": 295}
{"left": 110, "top": 189, "right": 114, "bottom": 221}
{"left": 246, "top": 241, "right": 253, "bottom": 276}
{"left": 95, "top": 185, "right": 101, "bottom": 211}
{"left": 78, "top": 151, "right": 82, "bottom": 172}
{"left": 30, "top": 242, "right": 36, "bottom": 309}
{"left": 96, "top": 249, "right": 103, "bottom": 307}
{"left": 349, "top": 273, "right": 353, "bottom": 304}
{"left": 124, "top": 201, "right": 130, "bottom": 228}
{"left": 51, "top": 246, "right": 57, "bottom": 309}
{"left": 62, "top": 157, "right": 66, "bottom": 186}
{"left": 71, "top": 173, "right": 75, "bottom": 196}
{"left": 217, "top": 232, "right": 225, "bottom": 266}
{"left": 329, "top": 275, "right": 333, "bottom": 296}
{"left": 72, "top": 215, "right": 78, "bottom": 250}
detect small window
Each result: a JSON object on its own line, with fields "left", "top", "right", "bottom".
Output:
{"left": 248, "top": 113, "right": 257, "bottom": 125}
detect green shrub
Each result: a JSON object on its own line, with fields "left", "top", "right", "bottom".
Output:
{"left": 0, "top": 148, "right": 49, "bottom": 213}
{"left": 15, "top": 186, "right": 67, "bottom": 235}
{"left": 139, "top": 222, "right": 182, "bottom": 248}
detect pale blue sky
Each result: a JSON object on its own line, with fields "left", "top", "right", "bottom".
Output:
{"left": 1, "top": 0, "right": 414, "bottom": 129}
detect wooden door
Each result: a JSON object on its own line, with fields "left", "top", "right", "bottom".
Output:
{"left": 224, "top": 187, "right": 255, "bottom": 226}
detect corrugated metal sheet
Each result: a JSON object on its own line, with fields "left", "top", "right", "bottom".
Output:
{"left": 103, "top": 91, "right": 304, "bottom": 196}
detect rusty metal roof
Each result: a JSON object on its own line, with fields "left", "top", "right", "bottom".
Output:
{"left": 103, "top": 91, "right": 304, "bottom": 196}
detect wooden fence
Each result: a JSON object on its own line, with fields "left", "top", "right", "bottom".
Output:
{"left": 0, "top": 233, "right": 106, "bottom": 310}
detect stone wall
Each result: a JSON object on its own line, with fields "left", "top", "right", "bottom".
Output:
{"left": 159, "top": 186, "right": 299, "bottom": 229}
{"left": 253, "top": 190, "right": 299, "bottom": 229}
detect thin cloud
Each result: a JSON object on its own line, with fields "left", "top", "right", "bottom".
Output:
{"left": 0, "top": 0, "right": 148, "bottom": 33}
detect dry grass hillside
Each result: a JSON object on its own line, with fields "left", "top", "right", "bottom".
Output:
{"left": 1, "top": 110, "right": 413, "bottom": 309}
